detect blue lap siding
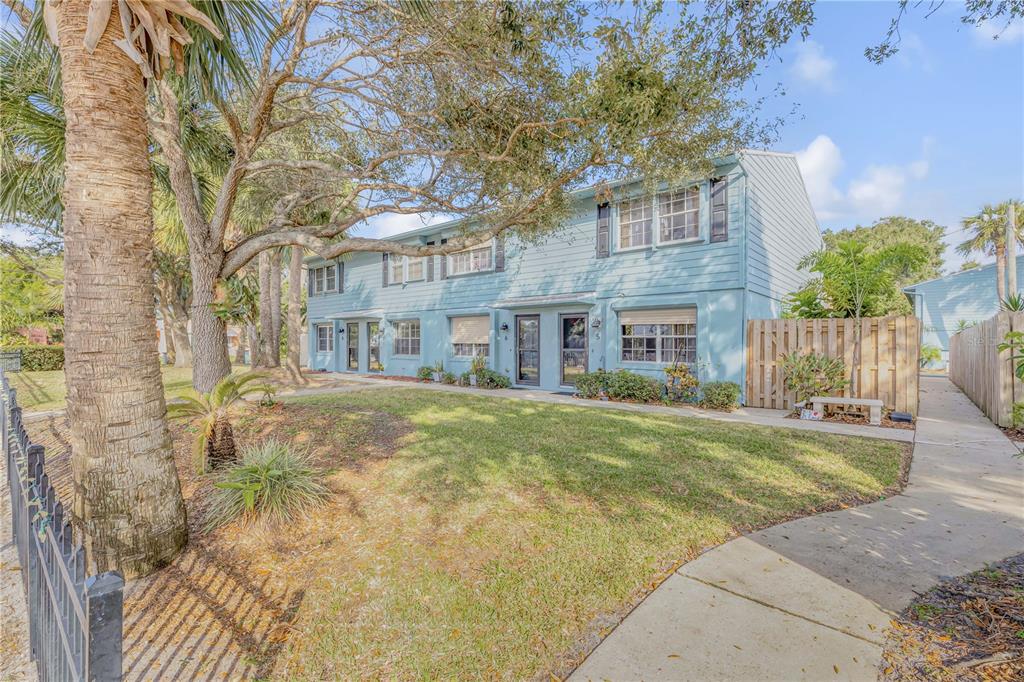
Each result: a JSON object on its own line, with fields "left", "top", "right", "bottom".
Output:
{"left": 306, "top": 150, "right": 820, "bottom": 397}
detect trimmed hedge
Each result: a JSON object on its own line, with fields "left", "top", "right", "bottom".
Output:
{"left": 700, "top": 381, "right": 741, "bottom": 411}
{"left": 1, "top": 345, "right": 64, "bottom": 371}
{"left": 574, "top": 369, "right": 660, "bottom": 403}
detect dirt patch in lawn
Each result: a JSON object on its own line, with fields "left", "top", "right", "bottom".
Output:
{"left": 24, "top": 402, "right": 415, "bottom": 681}
{"left": 880, "top": 553, "right": 1024, "bottom": 681}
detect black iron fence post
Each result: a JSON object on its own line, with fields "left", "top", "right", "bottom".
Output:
{"left": 85, "top": 572, "right": 124, "bottom": 682}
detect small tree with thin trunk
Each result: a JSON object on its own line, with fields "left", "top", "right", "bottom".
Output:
{"left": 797, "top": 239, "right": 928, "bottom": 395}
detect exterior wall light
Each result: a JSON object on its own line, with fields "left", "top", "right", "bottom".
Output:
{"left": 500, "top": 322, "right": 509, "bottom": 331}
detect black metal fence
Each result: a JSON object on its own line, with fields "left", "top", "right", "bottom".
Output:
{"left": 2, "top": 370, "right": 124, "bottom": 681}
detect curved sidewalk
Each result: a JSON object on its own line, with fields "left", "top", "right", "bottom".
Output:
{"left": 570, "top": 377, "right": 1024, "bottom": 681}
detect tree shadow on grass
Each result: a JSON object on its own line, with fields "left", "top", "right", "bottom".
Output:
{"left": 377, "top": 391, "right": 905, "bottom": 532}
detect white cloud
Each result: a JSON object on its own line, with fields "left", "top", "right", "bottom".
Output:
{"left": 354, "top": 212, "right": 453, "bottom": 239}
{"left": 790, "top": 40, "right": 837, "bottom": 91}
{"left": 794, "top": 134, "right": 931, "bottom": 221}
{"left": 973, "top": 18, "right": 1024, "bottom": 46}
{"left": 794, "top": 135, "right": 844, "bottom": 219}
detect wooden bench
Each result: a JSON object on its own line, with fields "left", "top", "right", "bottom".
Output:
{"left": 808, "top": 396, "right": 883, "bottom": 426}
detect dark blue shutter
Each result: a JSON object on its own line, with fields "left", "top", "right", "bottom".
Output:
{"left": 426, "top": 241, "right": 435, "bottom": 281}
{"left": 710, "top": 178, "right": 728, "bottom": 243}
{"left": 336, "top": 259, "right": 344, "bottom": 292}
{"left": 307, "top": 267, "right": 315, "bottom": 296}
{"left": 439, "top": 239, "right": 448, "bottom": 279}
{"left": 596, "top": 203, "right": 610, "bottom": 258}
{"left": 382, "top": 253, "right": 389, "bottom": 287}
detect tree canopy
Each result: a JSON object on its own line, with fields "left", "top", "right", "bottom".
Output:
{"left": 786, "top": 239, "right": 929, "bottom": 319}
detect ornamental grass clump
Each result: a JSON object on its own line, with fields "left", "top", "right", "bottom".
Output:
{"left": 204, "top": 440, "right": 330, "bottom": 531}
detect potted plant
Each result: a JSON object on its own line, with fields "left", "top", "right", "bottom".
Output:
{"left": 468, "top": 355, "right": 486, "bottom": 387}
{"left": 431, "top": 360, "right": 444, "bottom": 383}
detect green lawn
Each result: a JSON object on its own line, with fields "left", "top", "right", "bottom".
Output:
{"left": 239, "top": 389, "right": 908, "bottom": 679}
{"left": 7, "top": 365, "right": 226, "bottom": 412}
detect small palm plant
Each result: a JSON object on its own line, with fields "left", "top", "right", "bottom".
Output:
{"left": 204, "top": 440, "right": 330, "bottom": 530}
{"left": 1001, "top": 293, "right": 1024, "bottom": 312}
{"left": 167, "top": 372, "right": 274, "bottom": 472}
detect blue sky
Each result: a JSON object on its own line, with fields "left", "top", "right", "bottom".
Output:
{"left": 756, "top": 1, "right": 1023, "bottom": 271}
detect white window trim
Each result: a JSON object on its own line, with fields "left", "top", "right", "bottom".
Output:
{"left": 312, "top": 263, "right": 340, "bottom": 296}
{"left": 614, "top": 184, "right": 707, "bottom": 253}
{"left": 446, "top": 240, "right": 496, "bottom": 277}
{"left": 315, "top": 323, "right": 334, "bottom": 353}
{"left": 618, "top": 311, "right": 697, "bottom": 365}
{"left": 391, "top": 318, "right": 421, "bottom": 357}
{"left": 389, "top": 255, "right": 427, "bottom": 284}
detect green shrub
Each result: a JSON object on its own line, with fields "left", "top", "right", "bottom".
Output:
{"left": 780, "top": 352, "right": 849, "bottom": 404}
{"left": 416, "top": 366, "right": 434, "bottom": 381}
{"left": 700, "top": 381, "right": 741, "bottom": 411}
{"left": 1, "top": 344, "right": 65, "bottom": 371}
{"left": 606, "top": 369, "right": 660, "bottom": 403}
{"left": 574, "top": 369, "right": 609, "bottom": 399}
{"left": 664, "top": 362, "right": 699, "bottom": 403}
{"left": 919, "top": 344, "right": 942, "bottom": 368}
{"left": 442, "top": 371, "right": 458, "bottom": 385}
{"left": 474, "top": 368, "right": 510, "bottom": 389}
{"left": 204, "top": 440, "right": 330, "bottom": 530}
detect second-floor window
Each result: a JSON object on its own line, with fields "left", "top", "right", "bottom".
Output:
{"left": 312, "top": 264, "right": 338, "bottom": 295}
{"left": 393, "top": 319, "right": 421, "bottom": 356}
{"left": 448, "top": 244, "right": 493, "bottom": 276}
{"left": 618, "top": 197, "right": 653, "bottom": 249}
{"left": 659, "top": 187, "right": 700, "bottom": 242}
{"left": 389, "top": 255, "right": 426, "bottom": 284}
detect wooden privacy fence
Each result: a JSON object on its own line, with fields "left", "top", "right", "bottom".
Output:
{"left": 746, "top": 316, "right": 921, "bottom": 416}
{"left": 949, "top": 311, "right": 1024, "bottom": 427}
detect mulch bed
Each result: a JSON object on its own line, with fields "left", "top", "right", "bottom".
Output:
{"left": 999, "top": 426, "right": 1024, "bottom": 445}
{"left": 880, "top": 553, "right": 1024, "bottom": 681}
{"left": 785, "top": 411, "right": 915, "bottom": 430}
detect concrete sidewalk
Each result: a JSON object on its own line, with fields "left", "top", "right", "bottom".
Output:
{"left": 287, "top": 373, "right": 915, "bottom": 443}
{"left": 570, "top": 376, "right": 1024, "bottom": 681}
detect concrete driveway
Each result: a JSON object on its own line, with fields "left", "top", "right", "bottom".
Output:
{"left": 570, "top": 377, "right": 1024, "bottom": 681}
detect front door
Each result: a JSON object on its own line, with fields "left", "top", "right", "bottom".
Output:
{"left": 560, "top": 314, "right": 588, "bottom": 386}
{"left": 347, "top": 322, "right": 359, "bottom": 370}
{"left": 516, "top": 315, "right": 540, "bottom": 385}
{"left": 368, "top": 321, "right": 382, "bottom": 372}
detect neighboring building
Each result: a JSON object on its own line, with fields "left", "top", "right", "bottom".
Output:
{"left": 904, "top": 256, "right": 1023, "bottom": 368}
{"left": 306, "top": 150, "right": 821, "bottom": 394}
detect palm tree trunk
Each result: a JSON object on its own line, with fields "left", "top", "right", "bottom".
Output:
{"left": 996, "top": 243, "right": 1007, "bottom": 302}
{"left": 207, "top": 414, "right": 236, "bottom": 468}
{"left": 286, "top": 248, "right": 306, "bottom": 383}
{"left": 57, "top": 0, "right": 186, "bottom": 578}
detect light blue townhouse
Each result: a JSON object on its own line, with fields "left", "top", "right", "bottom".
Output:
{"left": 305, "top": 149, "right": 821, "bottom": 396}
{"left": 904, "top": 256, "right": 1023, "bottom": 368}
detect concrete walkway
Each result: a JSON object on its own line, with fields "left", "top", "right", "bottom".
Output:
{"left": 570, "top": 377, "right": 1024, "bottom": 681}
{"left": 286, "top": 373, "right": 915, "bottom": 443}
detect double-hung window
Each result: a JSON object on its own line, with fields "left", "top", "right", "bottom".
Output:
{"left": 620, "top": 309, "right": 697, "bottom": 364}
{"left": 448, "top": 244, "right": 493, "bottom": 276}
{"left": 617, "top": 197, "right": 653, "bottom": 249}
{"left": 388, "top": 255, "right": 426, "bottom": 284}
{"left": 658, "top": 187, "right": 700, "bottom": 243}
{"left": 393, "top": 319, "right": 421, "bottom": 356}
{"left": 450, "top": 315, "right": 489, "bottom": 358}
{"left": 312, "top": 264, "right": 339, "bottom": 295}
{"left": 316, "top": 323, "right": 334, "bottom": 352}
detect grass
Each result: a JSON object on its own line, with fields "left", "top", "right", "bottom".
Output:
{"left": 7, "top": 365, "right": 246, "bottom": 412}
{"left": 237, "top": 388, "right": 909, "bottom": 680}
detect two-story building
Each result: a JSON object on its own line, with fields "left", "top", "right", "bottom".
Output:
{"left": 306, "top": 149, "right": 821, "bottom": 396}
